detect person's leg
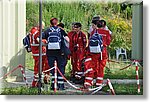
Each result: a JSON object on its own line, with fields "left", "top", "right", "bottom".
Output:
{"left": 42, "top": 56, "right": 50, "bottom": 84}
{"left": 96, "top": 59, "right": 107, "bottom": 86}
{"left": 57, "top": 55, "right": 66, "bottom": 90}
{"left": 84, "top": 57, "right": 94, "bottom": 88}
{"left": 32, "top": 57, "right": 39, "bottom": 87}
{"left": 42, "top": 56, "right": 50, "bottom": 75}
{"left": 72, "top": 52, "right": 78, "bottom": 74}
{"left": 47, "top": 56, "right": 56, "bottom": 90}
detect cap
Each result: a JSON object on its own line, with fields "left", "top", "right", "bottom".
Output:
{"left": 74, "top": 22, "right": 82, "bottom": 28}
{"left": 92, "top": 15, "right": 100, "bottom": 20}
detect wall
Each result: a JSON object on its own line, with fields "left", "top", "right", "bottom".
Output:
{"left": 0, "top": 0, "right": 26, "bottom": 82}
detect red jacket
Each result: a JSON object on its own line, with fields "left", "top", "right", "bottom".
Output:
{"left": 30, "top": 27, "right": 46, "bottom": 57}
{"left": 68, "top": 31, "right": 87, "bottom": 54}
{"left": 86, "top": 28, "right": 111, "bottom": 59}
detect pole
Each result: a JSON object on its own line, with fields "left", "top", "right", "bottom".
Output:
{"left": 54, "top": 61, "right": 57, "bottom": 93}
{"left": 38, "top": 0, "right": 42, "bottom": 95}
{"left": 135, "top": 61, "right": 140, "bottom": 93}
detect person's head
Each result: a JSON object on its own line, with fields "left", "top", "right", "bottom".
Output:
{"left": 73, "top": 22, "right": 82, "bottom": 33}
{"left": 92, "top": 15, "right": 101, "bottom": 21}
{"left": 36, "top": 21, "right": 45, "bottom": 29}
{"left": 92, "top": 15, "right": 100, "bottom": 21}
{"left": 50, "top": 18, "right": 58, "bottom": 26}
{"left": 91, "top": 20, "right": 99, "bottom": 30}
{"left": 100, "top": 20, "right": 106, "bottom": 28}
{"left": 97, "top": 20, "right": 106, "bottom": 28}
{"left": 57, "top": 23, "right": 65, "bottom": 30}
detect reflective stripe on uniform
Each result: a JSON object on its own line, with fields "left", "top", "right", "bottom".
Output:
{"left": 34, "top": 79, "right": 38, "bottom": 81}
{"left": 32, "top": 53, "right": 46, "bottom": 56}
{"left": 32, "top": 30, "right": 39, "bottom": 44}
{"left": 96, "top": 83, "right": 102, "bottom": 86}
{"left": 85, "top": 77, "right": 93, "bottom": 80}
{"left": 31, "top": 44, "right": 39, "bottom": 46}
{"left": 52, "top": 81, "right": 64, "bottom": 84}
{"left": 84, "top": 68, "right": 93, "bottom": 74}
{"left": 76, "top": 72, "right": 84, "bottom": 75}
{"left": 84, "top": 58, "right": 92, "bottom": 62}
{"left": 51, "top": 76, "right": 57, "bottom": 79}
{"left": 31, "top": 43, "right": 47, "bottom": 47}
{"left": 97, "top": 77, "right": 103, "bottom": 80}
{"left": 58, "top": 77, "right": 63, "bottom": 79}
{"left": 34, "top": 74, "right": 39, "bottom": 78}
{"left": 75, "top": 75, "right": 81, "bottom": 79}
{"left": 84, "top": 82, "right": 92, "bottom": 86}
{"left": 58, "top": 81, "right": 64, "bottom": 84}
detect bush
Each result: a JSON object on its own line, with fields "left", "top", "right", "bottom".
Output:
{"left": 26, "top": 1, "right": 132, "bottom": 56}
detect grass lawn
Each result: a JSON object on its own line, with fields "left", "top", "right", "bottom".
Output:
{"left": 0, "top": 84, "right": 143, "bottom": 95}
{"left": 26, "top": 53, "right": 143, "bottom": 79}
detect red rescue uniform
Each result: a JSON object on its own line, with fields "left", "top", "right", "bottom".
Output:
{"left": 30, "top": 27, "right": 50, "bottom": 87}
{"left": 68, "top": 31, "right": 87, "bottom": 77}
{"left": 84, "top": 28, "right": 111, "bottom": 87}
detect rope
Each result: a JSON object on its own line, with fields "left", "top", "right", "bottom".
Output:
{"left": 119, "top": 63, "right": 133, "bottom": 70}
{"left": 0, "top": 65, "right": 21, "bottom": 80}
{"left": 42, "top": 67, "right": 55, "bottom": 73}
{"left": 56, "top": 66, "right": 105, "bottom": 92}
{"left": 91, "top": 84, "right": 105, "bottom": 95}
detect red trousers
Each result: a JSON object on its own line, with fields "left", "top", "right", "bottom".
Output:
{"left": 71, "top": 50, "right": 84, "bottom": 76}
{"left": 84, "top": 54, "right": 107, "bottom": 87}
{"left": 32, "top": 55, "right": 50, "bottom": 87}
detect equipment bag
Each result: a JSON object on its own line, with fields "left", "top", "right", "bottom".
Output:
{"left": 47, "top": 27, "right": 61, "bottom": 50}
{"left": 89, "top": 31, "right": 103, "bottom": 53}
{"left": 23, "top": 33, "right": 32, "bottom": 52}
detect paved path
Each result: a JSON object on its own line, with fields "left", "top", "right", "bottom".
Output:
{"left": 0, "top": 69, "right": 143, "bottom": 95}
{"left": 1, "top": 69, "right": 143, "bottom": 88}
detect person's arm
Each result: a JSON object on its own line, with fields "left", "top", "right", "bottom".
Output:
{"left": 42, "top": 29, "right": 49, "bottom": 39}
{"left": 61, "top": 29, "right": 70, "bottom": 42}
{"left": 82, "top": 32, "right": 87, "bottom": 48}
{"left": 106, "top": 31, "right": 111, "bottom": 46}
{"left": 68, "top": 32, "right": 74, "bottom": 54}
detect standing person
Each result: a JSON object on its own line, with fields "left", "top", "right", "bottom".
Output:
{"left": 57, "top": 22, "right": 70, "bottom": 70}
{"left": 88, "top": 15, "right": 101, "bottom": 38}
{"left": 68, "top": 22, "right": 87, "bottom": 82}
{"left": 99, "top": 19, "right": 112, "bottom": 35}
{"left": 30, "top": 21, "right": 50, "bottom": 87}
{"left": 88, "top": 16, "right": 112, "bottom": 38}
{"left": 83, "top": 20, "right": 111, "bottom": 88}
{"left": 42, "top": 18, "right": 68, "bottom": 90}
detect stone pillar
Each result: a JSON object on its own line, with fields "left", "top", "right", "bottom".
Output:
{"left": 132, "top": 2, "right": 143, "bottom": 60}
{"left": 0, "top": 0, "right": 26, "bottom": 82}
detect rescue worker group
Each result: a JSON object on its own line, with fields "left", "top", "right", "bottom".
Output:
{"left": 23, "top": 15, "right": 112, "bottom": 90}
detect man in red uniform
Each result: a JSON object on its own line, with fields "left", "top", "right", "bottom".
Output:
{"left": 84, "top": 20, "right": 111, "bottom": 88}
{"left": 68, "top": 22, "right": 87, "bottom": 80}
{"left": 30, "top": 22, "right": 50, "bottom": 87}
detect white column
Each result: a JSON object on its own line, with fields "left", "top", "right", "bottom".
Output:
{"left": 0, "top": 0, "right": 26, "bottom": 82}
{"left": 0, "top": 0, "right": 3, "bottom": 70}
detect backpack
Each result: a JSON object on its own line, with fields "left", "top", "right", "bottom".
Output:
{"left": 89, "top": 31, "right": 103, "bottom": 53}
{"left": 23, "top": 33, "right": 32, "bottom": 53}
{"left": 61, "top": 38, "right": 71, "bottom": 56}
{"left": 47, "top": 27, "right": 61, "bottom": 50}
